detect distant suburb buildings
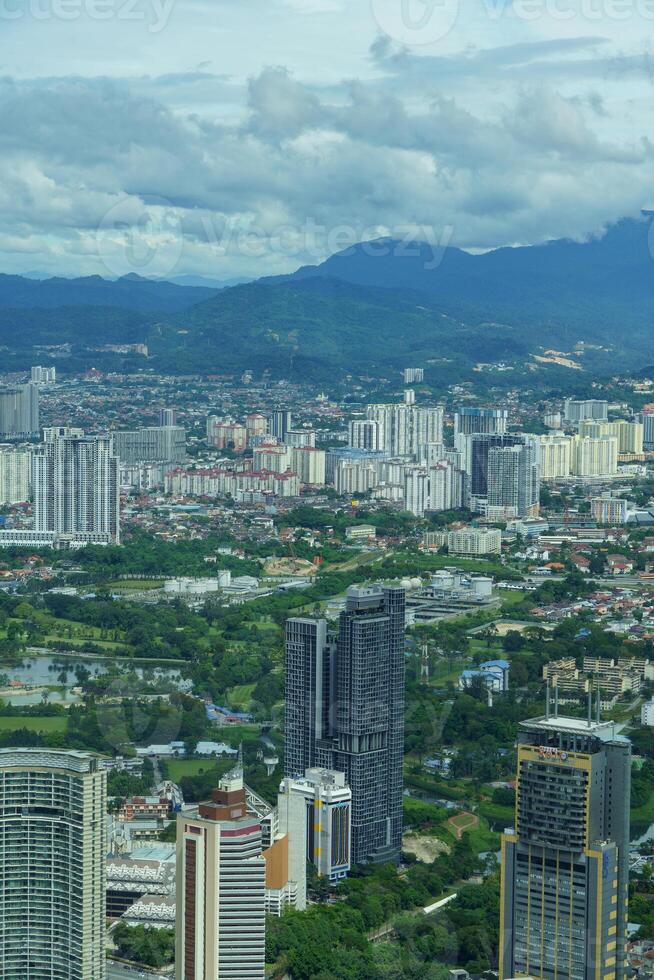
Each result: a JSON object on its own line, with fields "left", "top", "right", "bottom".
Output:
{"left": 285, "top": 585, "right": 405, "bottom": 865}
{"left": 500, "top": 711, "right": 631, "bottom": 980}
{"left": 0, "top": 748, "right": 106, "bottom": 979}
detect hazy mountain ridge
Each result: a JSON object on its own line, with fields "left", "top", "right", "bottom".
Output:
{"left": 1, "top": 218, "right": 653, "bottom": 379}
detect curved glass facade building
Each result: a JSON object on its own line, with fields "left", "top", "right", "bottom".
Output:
{"left": 0, "top": 749, "right": 106, "bottom": 979}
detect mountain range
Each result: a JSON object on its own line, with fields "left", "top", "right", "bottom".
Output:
{"left": 2, "top": 217, "right": 653, "bottom": 381}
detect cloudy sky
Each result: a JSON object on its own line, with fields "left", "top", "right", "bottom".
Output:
{"left": 3, "top": 0, "right": 654, "bottom": 279}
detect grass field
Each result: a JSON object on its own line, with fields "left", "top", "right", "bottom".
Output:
{"left": 164, "top": 759, "right": 219, "bottom": 781}
{"left": 0, "top": 716, "right": 67, "bottom": 733}
{"left": 226, "top": 683, "right": 256, "bottom": 709}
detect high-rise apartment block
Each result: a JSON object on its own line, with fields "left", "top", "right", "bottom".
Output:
{"left": 176, "top": 768, "right": 266, "bottom": 980}
{"left": 540, "top": 433, "right": 572, "bottom": 479}
{"left": 577, "top": 420, "right": 644, "bottom": 456}
{"left": 486, "top": 438, "right": 540, "bottom": 519}
{"left": 32, "top": 433, "right": 120, "bottom": 544}
{"left": 465, "top": 433, "right": 539, "bottom": 515}
{"left": 0, "top": 383, "right": 39, "bottom": 439}
{"left": 571, "top": 435, "right": 618, "bottom": 477}
{"left": 403, "top": 367, "right": 424, "bottom": 384}
{"left": 286, "top": 428, "right": 316, "bottom": 448}
{"left": 0, "top": 748, "right": 106, "bottom": 979}
{"left": 564, "top": 398, "right": 609, "bottom": 423}
{"left": 158, "top": 407, "right": 177, "bottom": 427}
{"left": 640, "top": 404, "right": 654, "bottom": 450}
{"left": 285, "top": 585, "right": 405, "bottom": 864}
{"left": 291, "top": 446, "right": 326, "bottom": 486}
{"left": 365, "top": 400, "right": 443, "bottom": 456}
{"left": 206, "top": 418, "right": 248, "bottom": 453}
{"left": 30, "top": 365, "right": 56, "bottom": 385}
{"left": 349, "top": 419, "right": 381, "bottom": 451}
{"left": 269, "top": 410, "right": 292, "bottom": 442}
{"left": 454, "top": 406, "right": 508, "bottom": 437}
{"left": 500, "top": 712, "right": 631, "bottom": 980}
{"left": 114, "top": 424, "right": 186, "bottom": 465}
{"left": 0, "top": 446, "right": 32, "bottom": 504}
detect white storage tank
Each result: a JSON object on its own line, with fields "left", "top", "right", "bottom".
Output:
{"left": 470, "top": 576, "right": 493, "bottom": 598}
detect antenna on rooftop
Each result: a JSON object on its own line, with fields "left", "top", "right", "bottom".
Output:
{"left": 554, "top": 683, "right": 559, "bottom": 719}
{"left": 545, "top": 678, "right": 550, "bottom": 720}
{"left": 587, "top": 687, "right": 593, "bottom": 728}
{"left": 596, "top": 686, "right": 601, "bottom": 725}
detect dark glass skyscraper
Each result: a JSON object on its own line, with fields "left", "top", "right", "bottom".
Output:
{"left": 284, "top": 585, "right": 405, "bottom": 864}
{"left": 500, "top": 713, "right": 631, "bottom": 980}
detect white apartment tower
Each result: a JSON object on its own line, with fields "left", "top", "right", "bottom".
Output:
{"left": 0, "top": 446, "right": 32, "bottom": 504}
{"left": 176, "top": 769, "right": 266, "bottom": 980}
{"left": 0, "top": 749, "right": 106, "bottom": 980}
{"left": 366, "top": 401, "right": 443, "bottom": 456}
{"left": 32, "top": 434, "right": 120, "bottom": 544}
{"left": 348, "top": 419, "right": 381, "bottom": 451}
{"left": 539, "top": 433, "right": 572, "bottom": 479}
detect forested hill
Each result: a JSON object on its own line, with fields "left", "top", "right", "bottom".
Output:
{"left": 1, "top": 217, "right": 654, "bottom": 381}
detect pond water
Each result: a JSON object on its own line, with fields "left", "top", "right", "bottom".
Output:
{"left": 0, "top": 654, "right": 189, "bottom": 705}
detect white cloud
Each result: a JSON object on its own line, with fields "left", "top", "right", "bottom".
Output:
{"left": 0, "top": 4, "right": 652, "bottom": 278}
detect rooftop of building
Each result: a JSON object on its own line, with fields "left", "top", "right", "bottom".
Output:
{"left": 520, "top": 714, "right": 629, "bottom": 742}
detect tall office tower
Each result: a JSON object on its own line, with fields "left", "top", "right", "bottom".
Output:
{"left": 176, "top": 768, "right": 266, "bottom": 980}
{"left": 284, "top": 618, "right": 330, "bottom": 778}
{"left": 540, "top": 433, "right": 572, "bottom": 479}
{"left": 403, "top": 367, "right": 424, "bottom": 384}
{"left": 571, "top": 435, "right": 618, "bottom": 477}
{"left": 0, "top": 383, "right": 39, "bottom": 439}
{"left": 454, "top": 406, "right": 509, "bottom": 437}
{"left": 0, "top": 748, "right": 106, "bottom": 979}
{"left": 366, "top": 401, "right": 443, "bottom": 456}
{"left": 285, "top": 585, "right": 406, "bottom": 865}
{"left": 32, "top": 434, "right": 120, "bottom": 544}
{"left": 486, "top": 439, "right": 540, "bottom": 518}
{"left": 113, "top": 425, "right": 186, "bottom": 465}
{"left": 0, "top": 446, "right": 32, "bottom": 504}
{"left": 278, "top": 768, "right": 352, "bottom": 904}
{"left": 500, "top": 711, "right": 631, "bottom": 980}
{"left": 640, "top": 404, "right": 654, "bottom": 450}
{"left": 563, "top": 398, "right": 609, "bottom": 423}
{"left": 30, "top": 365, "right": 56, "bottom": 385}
{"left": 158, "top": 407, "right": 177, "bottom": 426}
{"left": 269, "top": 410, "right": 292, "bottom": 442}
{"left": 428, "top": 459, "right": 466, "bottom": 512}
{"left": 465, "top": 433, "right": 526, "bottom": 512}
{"left": 349, "top": 419, "right": 381, "bottom": 451}
{"left": 404, "top": 466, "right": 429, "bottom": 516}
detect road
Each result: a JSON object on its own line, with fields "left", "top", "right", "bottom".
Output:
{"left": 108, "top": 963, "right": 169, "bottom": 979}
